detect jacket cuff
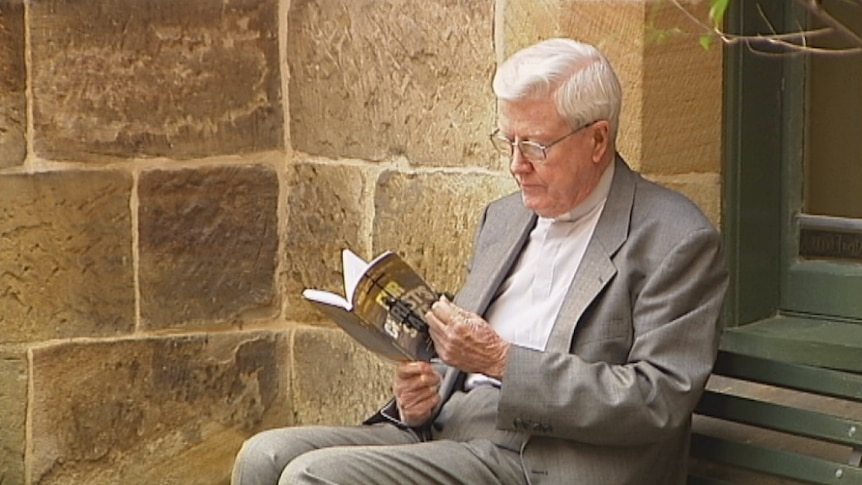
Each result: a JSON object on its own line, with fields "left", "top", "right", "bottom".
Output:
{"left": 363, "top": 398, "right": 433, "bottom": 441}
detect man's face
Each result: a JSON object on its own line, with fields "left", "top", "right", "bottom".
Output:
{"left": 498, "top": 98, "right": 608, "bottom": 218}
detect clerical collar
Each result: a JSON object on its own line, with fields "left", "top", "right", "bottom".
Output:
{"left": 544, "top": 161, "right": 615, "bottom": 223}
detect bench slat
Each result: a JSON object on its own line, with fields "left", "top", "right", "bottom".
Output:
{"left": 696, "top": 390, "right": 862, "bottom": 448}
{"left": 711, "top": 351, "right": 862, "bottom": 402}
{"left": 691, "top": 433, "right": 862, "bottom": 485}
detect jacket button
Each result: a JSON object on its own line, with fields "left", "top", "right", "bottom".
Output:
{"left": 513, "top": 418, "right": 524, "bottom": 429}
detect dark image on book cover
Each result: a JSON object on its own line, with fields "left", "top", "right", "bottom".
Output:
{"left": 302, "top": 250, "right": 438, "bottom": 362}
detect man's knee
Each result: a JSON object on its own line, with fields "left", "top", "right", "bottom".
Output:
{"left": 235, "top": 432, "right": 276, "bottom": 468}
{"left": 232, "top": 429, "right": 304, "bottom": 485}
{"left": 278, "top": 448, "right": 344, "bottom": 485}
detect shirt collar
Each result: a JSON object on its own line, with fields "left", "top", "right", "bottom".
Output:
{"left": 542, "top": 161, "right": 615, "bottom": 223}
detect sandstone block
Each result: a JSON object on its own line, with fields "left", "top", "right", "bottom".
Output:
{"left": 283, "top": 162, "right": 368, "bottom": 322}
{"left": 28, "top": 331, "right": 290, "bottom": 485}
{"left": 649, "top": 173, "right": 722, "bottom": 228}
{"left": 0, "top": 345, "right": 28, "bottom": 485}
{"left": 0, "top": 0, "right": 26, "bottom": 168}
{"left": 287, "top": 0, "right": 496, "bottom": 168}
{"left": 0, "top": 171, "right": 134, "bottom": 343}
{"left": 499, "top": 0, "right": 567, "bottom": 57}
{"left": 642, "top": 1, "right": 722, "bottom": 175}
{"left": 138, "top": 165, "right": 279, "bottom": 329}
{"left": 373, "top": 171, "right": 517, "bottom": 293}
{"left": 29, "top": 0, "right": 282, "bottom": 161}
{"left": 291, "top": 326, "right": 393, "bottom": 425}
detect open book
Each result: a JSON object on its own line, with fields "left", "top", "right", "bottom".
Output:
{"left": 302, "top": 249, "right": 439, "bottom": 362}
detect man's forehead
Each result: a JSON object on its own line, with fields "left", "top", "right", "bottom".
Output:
{"left": 497, "top": 99, "right": 565, "bottom": 134}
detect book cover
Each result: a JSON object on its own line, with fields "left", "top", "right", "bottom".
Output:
{"left": 302, "top": 249, "right": 438, "bottom": 362}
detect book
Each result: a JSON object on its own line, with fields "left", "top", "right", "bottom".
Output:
{"left": 301, "top": 249, "right": 439, "bottom": 362}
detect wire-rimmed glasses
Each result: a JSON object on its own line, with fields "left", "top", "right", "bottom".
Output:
{"left": 490, "top": 121, "right": 597, "bottom": 163}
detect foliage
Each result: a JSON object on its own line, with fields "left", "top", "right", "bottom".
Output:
{"left": 709, "top": 0, "right": 731, "bottom": 30}
{"left": 671, "top": 0, "right": 862, "bottom": 53}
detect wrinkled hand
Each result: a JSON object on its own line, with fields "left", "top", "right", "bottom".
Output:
{"left": 393, "top": 361, "right": 441, "bottom": 427}
{"left": 425, "top": 296, "right": 510, "bottom": 380}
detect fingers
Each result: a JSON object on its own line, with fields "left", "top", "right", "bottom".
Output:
{"left": 395, "top": 362, "right": 440, "bottom": 382}
{"left": 423, "top": 298, "right": 511, "bottom": 378}
{"left": 394, "top": 362, "right": 442, "bottom": 426}
{"left": 394, "top": 362, "right": 441, "bottom": 395}
{"left": 396, "top": 381, "right": 440, "bottom": 407}
{"left": 427, "top": 296, "right": 480, "bottom": 329}
{"left": 398, "top": 392, "right": 440, "bottom": 427}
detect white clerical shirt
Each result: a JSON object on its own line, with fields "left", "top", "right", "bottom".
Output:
{"left": 465, "top": 161, "right": 615, "bottom": 389}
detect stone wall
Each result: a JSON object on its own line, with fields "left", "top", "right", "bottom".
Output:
{"left": 0, "top": 1, "right": 721, "bottom": 484}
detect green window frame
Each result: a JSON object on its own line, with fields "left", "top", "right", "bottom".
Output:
{"left": 722, "top": 1, "right": 862, "bottom": 371}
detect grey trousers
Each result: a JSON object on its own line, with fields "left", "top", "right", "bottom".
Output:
{"left": 230, "top": 422, "right": 527, "bottom": 485}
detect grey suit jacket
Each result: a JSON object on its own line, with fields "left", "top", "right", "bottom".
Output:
{"left": 435, "top": 157, "right": 728, "bottom": 485}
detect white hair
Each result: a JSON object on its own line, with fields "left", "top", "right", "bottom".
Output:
{"left": 492, "top": 38, "right": 622, "bottom": 142}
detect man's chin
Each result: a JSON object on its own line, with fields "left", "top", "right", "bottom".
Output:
{"left": 521, "top": 195, "right": 556, "bottom": 218}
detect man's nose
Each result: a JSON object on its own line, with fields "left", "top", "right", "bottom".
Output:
{"left": 509, "top": 148, "right": 532, "bottom": 174}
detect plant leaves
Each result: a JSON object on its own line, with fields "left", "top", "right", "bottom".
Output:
{"left": 709, "top": 0, "right": 730, "bottom": 29}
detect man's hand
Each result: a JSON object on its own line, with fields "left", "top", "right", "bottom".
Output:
{"left": 393, "top": 361, "right": 441, "bottom": 427}
{"left": 425, "top": 296, "right": 510, "bottom": 380}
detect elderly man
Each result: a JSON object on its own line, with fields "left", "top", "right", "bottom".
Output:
{"left": 232, "top": 38, "right": 728, "bottom": 485}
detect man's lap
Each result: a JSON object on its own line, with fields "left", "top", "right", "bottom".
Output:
{"left": 232, "top": 423, "right": 526, "bottom": 485}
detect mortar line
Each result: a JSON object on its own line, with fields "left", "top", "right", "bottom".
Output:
{"left": 280, "top": 0, "right": 291, "bottom": 154}
{"left": 494, "top": 0, "right": 505, "bottom": 65}
{"left": 276, "top": 0, "right": 294, "bottom": 323}
{"left": 364, "top": 164, "right": 383, "bottom": 258}
{"left": 24, "top": 347, "right": 33, "bottom": 485}
{"left": 23, "top": 0, "right": 34, "bottom": 171}
{"left": 131, "top": 168, "right": 142, "bottom": 333}
{"left": 23, "top": 2, "right": 34, "bottom": 482}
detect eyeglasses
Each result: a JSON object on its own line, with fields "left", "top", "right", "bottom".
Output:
{"left": 490, "top": 121, "right": 597, "bottom": 163}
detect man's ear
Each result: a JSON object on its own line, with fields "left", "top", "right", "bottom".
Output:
{"left": 590, "top": 120, "right": 611, "bottom": 163}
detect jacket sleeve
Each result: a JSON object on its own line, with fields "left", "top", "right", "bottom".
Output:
{"left": 495, "top": 226, "right": 728, "bottom": 446}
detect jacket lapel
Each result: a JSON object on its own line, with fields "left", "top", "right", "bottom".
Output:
{"left": 455, "top": 199, "right": 536, "bottom": 317}
{"left": 545, "top": 157, "right": 635, "bottom": 353}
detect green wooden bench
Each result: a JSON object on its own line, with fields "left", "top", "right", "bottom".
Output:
{"left": 688, "top": 349, "right": 862, "bottom": 485}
